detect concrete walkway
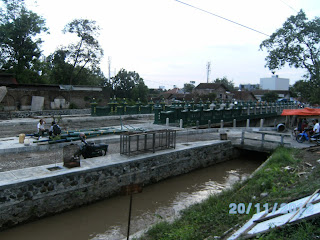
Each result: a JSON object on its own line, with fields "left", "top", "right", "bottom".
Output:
{"left": 0, "top": 140, "right": 223, "bottom": 186}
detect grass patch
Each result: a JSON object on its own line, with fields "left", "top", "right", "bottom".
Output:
{"left": 136, "top": 147, "right": 320, "bottom": 239}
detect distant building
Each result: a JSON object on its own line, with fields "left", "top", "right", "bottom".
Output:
{"left": 260, "top": 75, "right": 289, "bottom": 90}
{"left": 161, "top": 88, "right": 186, "bottom": 104}
{"left": 193, "top": 83, "right": 233, "bottom": 100}
{"left": 239, "top": 84, "right": 259, "bottom": 91}
{"left": 231, "top": 91, "right": 257, "bottom": 101}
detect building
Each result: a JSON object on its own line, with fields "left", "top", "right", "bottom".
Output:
{"left": 260, "top": 75, "right": 289, "bottom": 90}
{"left": 239, "top": 84, "right": 259, "bottom": 91}
{"left": 231, "top": 91, "right": 257, "bottom": 101}
{"left": 161, "top": 88, "right": 186, "bottom": 104}
{"left": 192, "top": 83, "right": 233, "bottom": 100}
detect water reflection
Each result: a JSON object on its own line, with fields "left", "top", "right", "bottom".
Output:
{"left": 0, "top": 156, "right": 264, "bottom": 240}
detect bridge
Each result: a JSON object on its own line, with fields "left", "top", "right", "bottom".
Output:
{"left": 229, "top": 129, "right": 313, "bottom": 153}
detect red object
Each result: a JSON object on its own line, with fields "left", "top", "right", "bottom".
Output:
{"left": 281, "top": 107, "right": 320, "bottom": 116}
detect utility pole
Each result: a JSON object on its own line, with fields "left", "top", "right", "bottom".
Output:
{"left": 108, "top": 56, "right": 111, "bottom": 82}
{"left": 206, "top": 62, "right": 211, "bottom": 83}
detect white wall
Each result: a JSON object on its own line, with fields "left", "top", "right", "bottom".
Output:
{"left": 260, "top": 75, "right": 289, "bottom": 90}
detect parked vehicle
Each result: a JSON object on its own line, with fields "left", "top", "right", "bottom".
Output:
{"left": 79, "top": 133, "right": 108, "bottom": 159}
{"left": 296, "top": 128, "right": 320, "bottom": 144}
{"left": 277, "top": 98, "right": 288, "bottom": 103}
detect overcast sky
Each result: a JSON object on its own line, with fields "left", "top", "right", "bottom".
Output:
{"left": 24, "top": 0, "right": 320, "bottom": 89}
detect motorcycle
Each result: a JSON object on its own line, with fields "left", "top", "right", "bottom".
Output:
{"left": 79, "top": 134, "right": 108, "bottom": 159}
{"left": 296, "top": 128, "right": 320, "bottom": 144}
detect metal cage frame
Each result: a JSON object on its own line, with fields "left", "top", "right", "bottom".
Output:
{"left": 120, "top": 129, "right": 176, "bottom": 156}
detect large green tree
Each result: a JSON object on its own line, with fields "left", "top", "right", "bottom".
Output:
{"left": 0, "top": 0, "right": 48, "bottom": 83}
{"left": 43, "top": 49, "right": 106, "bottom": 86}
{"left": 61, "top": 19, "right": 103, "bottom": 86}
{"left": 213, "top": 76, "right": 234, "bottom": 90}
{"left": 260, "top": 10, "right": 320, "bottom": 103}
{"left": 183, "top": 83, "right": 195, "bottom": 93}
{"left": 290, "top": 80, "right": 313, "bottom": 103}
{"left": 111, "top": 69, "right": 148, "bottom": 101}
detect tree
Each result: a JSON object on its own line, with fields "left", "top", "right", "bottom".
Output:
{"left": 290, "top": 80, "right": 313, "bottom": 103}
{"left": 213, "top": 76, "right": 234, "bottom": 90}
{"left": 260, "top": 10, "right": 320, "bottom": 102}
{"left": 261, "top": 91, "right": 279, "bottom": 102}
{"left": 62, "top": 19, "right": 103, "bottom": 86}
{"left": 111, "top": 69, "right": 148, "bottom": 100}
{"left": 183, "top": 83, "right": 195, "bottom": 93}
{"left": 131, "top": 79, "right": 149, "bottom": 103}
{"left": 43, "top": 49, "right": 106, "bottom": 86}
{"left": 0, "top": 0, "right": 48, "bottom": 83}
{"left": 43, "top": 49, "right": 72, "bottom": 84}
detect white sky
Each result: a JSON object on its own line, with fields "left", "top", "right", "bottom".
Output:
{"left": 24, "top": 0, "right": 320, "bottom": 89}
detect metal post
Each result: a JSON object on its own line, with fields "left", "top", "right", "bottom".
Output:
{"left": 166, "top": 118, "right": 169, "bottom": 126}
{"left": 220, "top": 119, "right": 224, "bottom": 128}
{"left": 196, "top": 120, "right": 199, "bottom": 129}
{"left": 180, "top": 119, "right": 183, "bottom": 128}
{"left": 120, "top": 134, "right": 123, "bottom": 154}
{"left": 153, "top": 133, "right": 156, "bottom": 153}
{"left": 136, "top": 135, "right": 139, "bottom": 152}
{"left": 241, "top": 131, "right": 245, "bottom": 145}
{"left": 127, "top": 194, "right": 133, "bottom": 240}
{"left": 128, "top": 135, "right": 131, "bottom": 156}
{"left": 246, "top": 119, "right": 250, "bottom": 128}
{"left": 261, "top": 133, "right": 265, "bottom": 147}
{"left": 208, "top": 120, "right": 211, "bottom": 128}
{"left": 233, "top": 119, "right": 236, "bottom": 128}
{"left": 260, "top": 119, "right": 264, "bottom": 128}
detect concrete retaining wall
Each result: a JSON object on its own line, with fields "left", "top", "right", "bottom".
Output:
{"left": 4, "top": 109, "right": 91, "bottom": 119}
{"left": 0, "top": 141, "right": 236, "bottom": 230}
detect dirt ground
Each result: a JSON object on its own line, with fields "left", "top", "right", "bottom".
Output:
{"left": 296, "top": 145, "right": 320, "bottom": 171}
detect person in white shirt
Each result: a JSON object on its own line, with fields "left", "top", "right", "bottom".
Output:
{"left": 37, "top": 119, "right": 48, "bottom": 139}
{"left": 313, "top": 119, "right": 320, "bottom": 134}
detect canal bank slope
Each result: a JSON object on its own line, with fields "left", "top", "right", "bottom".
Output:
{"left": 136, "top": 146, "right": 320, "bottom": 240}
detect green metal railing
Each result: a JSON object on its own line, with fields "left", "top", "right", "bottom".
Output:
{"left": 91, "top": 98, "right": 297, "bottom": 126}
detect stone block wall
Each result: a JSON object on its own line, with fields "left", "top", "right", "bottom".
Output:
{"left": 1, "top": 86, "right": 109, "bottom": 111}
{"left": 0, "top": 141, "right": 236, "bottom": 230}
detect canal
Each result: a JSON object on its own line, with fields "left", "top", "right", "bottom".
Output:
{"left": 0, "top": 151, "right": 266, "bottom": 240}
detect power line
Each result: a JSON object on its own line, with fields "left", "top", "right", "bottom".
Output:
{"left": 279, "top": 0, "right": 298, "bottom": 13}
{"left": 173, "top": 0, "right": 270, "bottom": 37}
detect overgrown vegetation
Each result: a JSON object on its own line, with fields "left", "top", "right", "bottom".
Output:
{"left": 137, "top": 147, "right": 320, "bottom": 239}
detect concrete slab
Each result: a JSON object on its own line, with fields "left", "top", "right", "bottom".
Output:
{"left": 0, "top": 171, "right": 16, "bottom": 182}
{"left": 31, "top": 96, "right": 44, "bottom": 111}
{"left": 10, "top": 166, "right": 50, "bottom": 180}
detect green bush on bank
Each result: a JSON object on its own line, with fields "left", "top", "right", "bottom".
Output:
{"left": 137, "top": 147, "right": 320, "bottom": 240}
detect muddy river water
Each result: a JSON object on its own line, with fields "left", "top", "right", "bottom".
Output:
{"left": 0, "top": 153, "right": 265, "bottom": 240}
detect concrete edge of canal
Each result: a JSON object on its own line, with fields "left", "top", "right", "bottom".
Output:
{"left": 0, "top": 140, "right": 238, "bottom": 231}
